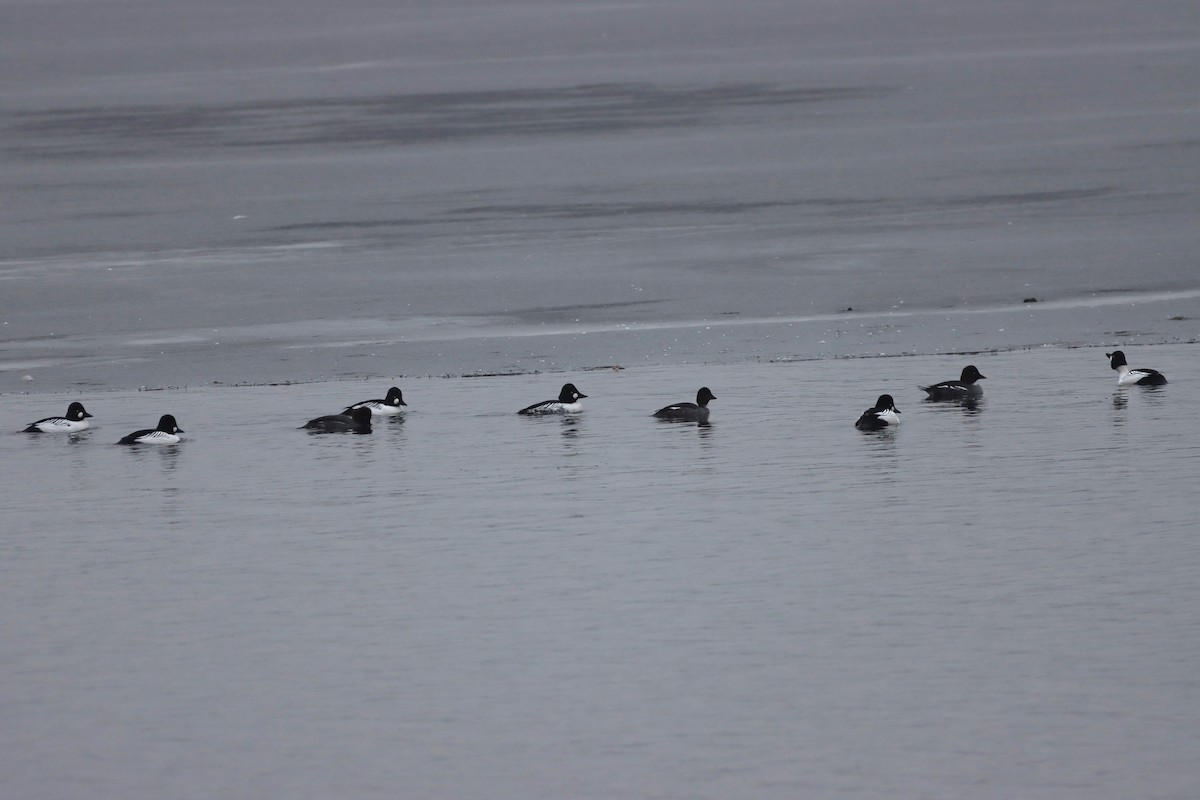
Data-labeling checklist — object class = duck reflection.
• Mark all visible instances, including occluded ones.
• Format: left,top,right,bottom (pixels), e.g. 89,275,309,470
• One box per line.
859,423,901,486
120,440,183,471
1139,384,1168,406
655,416,713,429
559,414,585,446
922,394,985,416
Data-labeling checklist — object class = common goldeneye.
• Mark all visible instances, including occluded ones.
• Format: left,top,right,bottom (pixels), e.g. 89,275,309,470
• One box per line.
855,394,901,431
23,401,93,433
118,414,183,445
344,386,407,416
653,387,716,423
920,365,986,401
1107,350,1167,386
518,383,586,415
303,406,373,433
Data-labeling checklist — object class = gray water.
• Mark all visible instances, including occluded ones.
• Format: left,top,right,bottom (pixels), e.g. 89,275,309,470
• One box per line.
3,0,1200,391
4,346,1199,799
4,0,1200,796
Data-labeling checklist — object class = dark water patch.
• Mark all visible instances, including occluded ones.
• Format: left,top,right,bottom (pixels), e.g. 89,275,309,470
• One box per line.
931,187,1118,208
5,83,895,160
264,219,426,233
442,189,1118,225
1127,137,1200,153
207,186,1124,242
446,200,791,220
280,197,892,232
499,299,667,323
481,196,910,220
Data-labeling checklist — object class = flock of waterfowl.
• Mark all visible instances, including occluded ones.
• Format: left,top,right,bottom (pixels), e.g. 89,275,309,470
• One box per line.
853,350,1167,431
847,363,987,431
18,350,1166,442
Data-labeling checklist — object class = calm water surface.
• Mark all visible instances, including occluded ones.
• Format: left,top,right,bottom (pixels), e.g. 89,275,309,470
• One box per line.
4,344,1197,799
5,0,1198,795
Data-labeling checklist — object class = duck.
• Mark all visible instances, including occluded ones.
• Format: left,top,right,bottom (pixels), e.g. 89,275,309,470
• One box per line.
855,394,901,431
518,383,586,415
920,365,986,401
117,414,183,445
23,401,93,433
1107,350,1167,386
344,386,407,416
302,406,373,433
653,387,716,423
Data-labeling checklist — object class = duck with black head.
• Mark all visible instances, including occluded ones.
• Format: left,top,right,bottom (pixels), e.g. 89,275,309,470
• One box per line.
1107,351,1167,386
653,387,717,423
920,365,986,401
855,395,901,431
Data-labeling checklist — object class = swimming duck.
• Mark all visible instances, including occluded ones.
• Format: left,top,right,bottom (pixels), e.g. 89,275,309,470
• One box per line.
344,386,407,416
23,401,93,433
653,387,716,423
1107,350,1167,386
855,394,901,431
303,406,373,433
518,383,587,415
920,365,986,401
118,414,183,445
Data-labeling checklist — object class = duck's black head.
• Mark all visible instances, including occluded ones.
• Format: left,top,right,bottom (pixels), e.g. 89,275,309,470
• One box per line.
384,387,407,406
157,414,182,434
960,365,986,383
1107,351,1128,370
875,394,899,413
559,383,587,402
67,401,93,420
696,387,717,406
